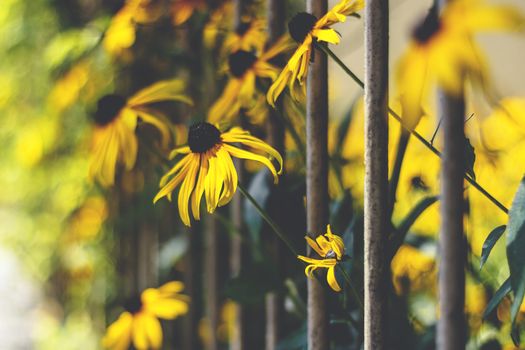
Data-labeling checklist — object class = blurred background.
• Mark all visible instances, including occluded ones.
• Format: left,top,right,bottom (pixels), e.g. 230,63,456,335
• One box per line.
1,0,525,349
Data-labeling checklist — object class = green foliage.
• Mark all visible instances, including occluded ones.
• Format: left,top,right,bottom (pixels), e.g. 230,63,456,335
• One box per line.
480,225,506,270
506,176,525,341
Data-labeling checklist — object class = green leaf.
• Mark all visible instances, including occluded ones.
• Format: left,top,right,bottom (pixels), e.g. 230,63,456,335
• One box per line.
277,322,307,350
479,225,506,269
507,176,525,333
465,137,476,179
483,277,511,319
223,261,281,305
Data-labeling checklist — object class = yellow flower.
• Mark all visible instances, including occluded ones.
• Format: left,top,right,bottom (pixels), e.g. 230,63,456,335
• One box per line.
171,0,206,26
396,0,524,128
103,0,161,57
223,18,267,54
297,225,346,292
89,79,191,187
203,2,233,48
391,245,435,295
208,35,294,124
102,281,189,350
154,123,283,226
266,0,364,106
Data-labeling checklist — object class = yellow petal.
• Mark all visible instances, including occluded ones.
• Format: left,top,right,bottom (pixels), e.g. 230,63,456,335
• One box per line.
312,29,340,44
128,79,192,107
102,312,133,350
327,266,342,292
177,153,200,226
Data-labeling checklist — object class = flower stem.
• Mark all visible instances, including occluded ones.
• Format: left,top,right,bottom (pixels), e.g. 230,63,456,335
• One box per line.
238,183,299,256
338,264,364,314
316,43,509,215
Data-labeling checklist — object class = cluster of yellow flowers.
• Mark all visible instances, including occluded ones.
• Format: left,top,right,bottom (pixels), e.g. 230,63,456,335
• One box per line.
82,0,525,347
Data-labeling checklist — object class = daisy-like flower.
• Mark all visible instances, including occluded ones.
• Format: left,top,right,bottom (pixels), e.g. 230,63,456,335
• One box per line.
208,35,293,124
170,0,206,26
89,80,191,187
396,0,524,128
103,0,160,57
154,123,283,226
266,0,364,106
102,281,189,350
297,225,346,292
223,19,267,54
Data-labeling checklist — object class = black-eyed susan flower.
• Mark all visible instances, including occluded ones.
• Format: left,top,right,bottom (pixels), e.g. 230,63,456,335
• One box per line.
396,0,524,128
267,0,364,106
102,281,189,350
223,19,267,54
154,123,283,226
103,0,160,57
170,0,206,26
297,225,345,292
208,36,294,124
89,79,191,187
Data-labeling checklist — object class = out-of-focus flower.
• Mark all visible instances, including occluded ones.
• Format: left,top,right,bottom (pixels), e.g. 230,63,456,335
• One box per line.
66,196,108,241
89,79,191,187
102,281,189,350
171,0,206,26
48,61,89,112
154,123,283,226
208,35,294,124
103,0,161,57
223,19,266,54
267,0,364,106
204,2,233,48
391,245,435,295
217,300,238,344
298,225,346,292
396,0,524,128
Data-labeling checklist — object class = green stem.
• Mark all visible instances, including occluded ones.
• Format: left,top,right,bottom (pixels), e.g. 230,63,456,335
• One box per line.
238,183,299,256
317,44,509,215
339,264,364,313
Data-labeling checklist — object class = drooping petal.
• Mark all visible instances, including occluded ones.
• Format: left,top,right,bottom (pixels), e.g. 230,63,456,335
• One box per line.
327,266,342,292
177,153,200,226
102,312,133,350
223,144,280,183
127,79,192,107
191,153,209,220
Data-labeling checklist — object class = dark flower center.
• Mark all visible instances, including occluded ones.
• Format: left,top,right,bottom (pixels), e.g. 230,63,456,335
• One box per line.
410,175,430,192
124,295,143,314
236,21,251,36
288,12,318,43
413,7,442,44
188,122,221,153
94,94,127,126
228,50,258,78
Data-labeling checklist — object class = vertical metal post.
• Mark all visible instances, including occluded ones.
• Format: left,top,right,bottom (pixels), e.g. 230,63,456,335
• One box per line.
436,0,467,347
306,1,329,349
364,0,389,349
265,1,285,349
231,1,246,349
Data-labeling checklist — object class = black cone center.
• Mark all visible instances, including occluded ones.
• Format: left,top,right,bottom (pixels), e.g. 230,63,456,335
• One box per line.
94,94,127,126
288,12,318,43
413,7,442,44
236,22,251,36
124,295,143,314
188,122,221,153
228,50,258,78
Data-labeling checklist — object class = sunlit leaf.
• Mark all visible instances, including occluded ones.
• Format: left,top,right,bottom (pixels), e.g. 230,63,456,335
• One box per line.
479,225,506,269
506,176,525,332
483,277,510,319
